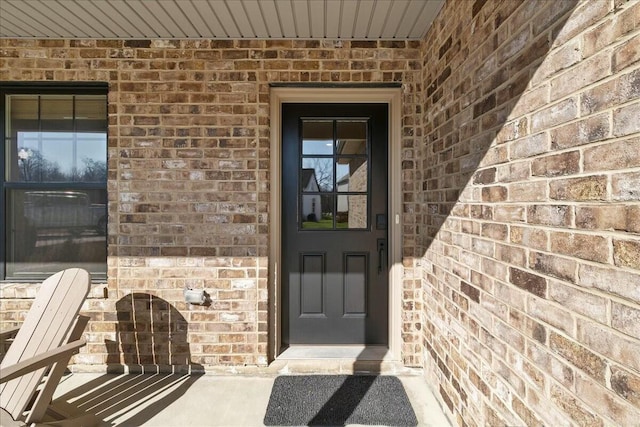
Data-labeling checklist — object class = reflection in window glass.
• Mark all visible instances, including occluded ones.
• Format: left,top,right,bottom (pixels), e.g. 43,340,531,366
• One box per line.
336,120,367,156
3,89,108,280
302,120,333,155
302,158,333,192
337,139,367,155
302,195,333,229
76,96,108,120
303,139,333,156
41,96,73,131
337,195,367,229
9,96,38,126
76,96,108,132
6,93,108,183
299,118,370,230
336,158,367,192
337,120,366,141
6,189,108,278
336,163,350,191
15,132,107,182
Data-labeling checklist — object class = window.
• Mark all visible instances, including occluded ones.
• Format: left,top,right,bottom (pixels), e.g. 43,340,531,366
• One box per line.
300,119,370,230
1,83,108,280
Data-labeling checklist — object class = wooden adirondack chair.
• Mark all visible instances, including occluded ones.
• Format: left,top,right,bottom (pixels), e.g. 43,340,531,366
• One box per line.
0,268,97,426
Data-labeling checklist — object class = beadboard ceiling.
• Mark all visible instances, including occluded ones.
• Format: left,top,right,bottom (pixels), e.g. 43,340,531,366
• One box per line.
0,0,444,40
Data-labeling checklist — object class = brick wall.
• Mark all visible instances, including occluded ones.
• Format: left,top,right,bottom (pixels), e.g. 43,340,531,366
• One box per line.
420,0,640,425
1,0,638,423
0,39,423,369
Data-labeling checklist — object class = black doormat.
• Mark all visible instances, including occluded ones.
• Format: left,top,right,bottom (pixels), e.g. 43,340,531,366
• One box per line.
263,375,418,426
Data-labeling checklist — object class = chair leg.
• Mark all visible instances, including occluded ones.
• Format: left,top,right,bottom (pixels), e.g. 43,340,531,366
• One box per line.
25,316,90,425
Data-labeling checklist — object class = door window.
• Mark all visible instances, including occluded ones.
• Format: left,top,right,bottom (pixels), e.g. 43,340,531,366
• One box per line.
300,119,369,230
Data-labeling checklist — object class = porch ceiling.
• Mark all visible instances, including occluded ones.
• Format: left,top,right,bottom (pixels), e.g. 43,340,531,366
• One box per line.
0,0,444,40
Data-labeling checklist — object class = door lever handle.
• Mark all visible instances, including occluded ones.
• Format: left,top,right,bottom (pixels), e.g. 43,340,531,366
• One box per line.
377,239,386,274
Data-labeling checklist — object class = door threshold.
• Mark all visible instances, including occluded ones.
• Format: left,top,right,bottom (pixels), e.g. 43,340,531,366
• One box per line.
271,345,412,375
278,345,392,361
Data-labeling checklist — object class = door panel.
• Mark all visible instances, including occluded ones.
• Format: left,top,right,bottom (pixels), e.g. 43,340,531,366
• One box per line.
300,253,325,316
282,103,388,345
344,253,368,315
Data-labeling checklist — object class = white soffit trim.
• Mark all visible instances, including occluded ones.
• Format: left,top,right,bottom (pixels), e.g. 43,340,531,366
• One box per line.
0,0,444,40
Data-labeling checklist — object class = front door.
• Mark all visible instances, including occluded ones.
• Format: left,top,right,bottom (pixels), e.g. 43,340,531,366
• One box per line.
282,103,388,346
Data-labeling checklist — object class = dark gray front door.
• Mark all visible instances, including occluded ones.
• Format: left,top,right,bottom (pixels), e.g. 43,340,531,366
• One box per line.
282,103,388,345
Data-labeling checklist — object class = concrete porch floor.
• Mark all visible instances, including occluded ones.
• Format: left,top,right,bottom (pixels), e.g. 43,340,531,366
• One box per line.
49,372,452,426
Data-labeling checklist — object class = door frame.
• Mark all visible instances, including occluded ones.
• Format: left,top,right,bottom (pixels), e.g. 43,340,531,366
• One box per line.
269,86,403,361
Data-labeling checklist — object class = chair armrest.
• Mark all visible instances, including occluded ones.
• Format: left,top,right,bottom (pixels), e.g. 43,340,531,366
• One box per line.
0,327,20,341
0,338,86,384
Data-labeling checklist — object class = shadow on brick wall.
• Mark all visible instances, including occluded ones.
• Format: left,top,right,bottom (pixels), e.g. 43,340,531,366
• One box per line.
418,0,587,423
105,293,203,374
420,0,580,251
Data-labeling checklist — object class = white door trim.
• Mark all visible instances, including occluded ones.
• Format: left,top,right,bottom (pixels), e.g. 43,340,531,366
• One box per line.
269,87,403,362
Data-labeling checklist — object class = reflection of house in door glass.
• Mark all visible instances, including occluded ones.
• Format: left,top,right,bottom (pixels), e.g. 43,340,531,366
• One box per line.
300,119,369,230
301,169,322,222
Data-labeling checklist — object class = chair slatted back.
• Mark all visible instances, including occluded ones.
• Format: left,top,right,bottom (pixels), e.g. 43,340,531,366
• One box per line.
0,268,90,421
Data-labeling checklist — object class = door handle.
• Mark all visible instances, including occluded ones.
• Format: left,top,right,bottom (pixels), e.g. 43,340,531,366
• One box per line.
377,239,386,274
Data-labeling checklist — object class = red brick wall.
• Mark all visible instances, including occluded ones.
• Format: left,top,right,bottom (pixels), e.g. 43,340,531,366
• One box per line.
420,0,640,425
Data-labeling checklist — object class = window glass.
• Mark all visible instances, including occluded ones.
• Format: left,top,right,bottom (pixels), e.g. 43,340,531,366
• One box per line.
9,95,38,126
336,120,366,142
40,96,73,131
2,89,108,280
299,118,369,230
76,95,108,132
336,195,368,229
15,132,107,182
6,94,107,183
302,120,333,155
301,194,333,229
336,158,368,192
6,189,108,278
301,158,333,193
